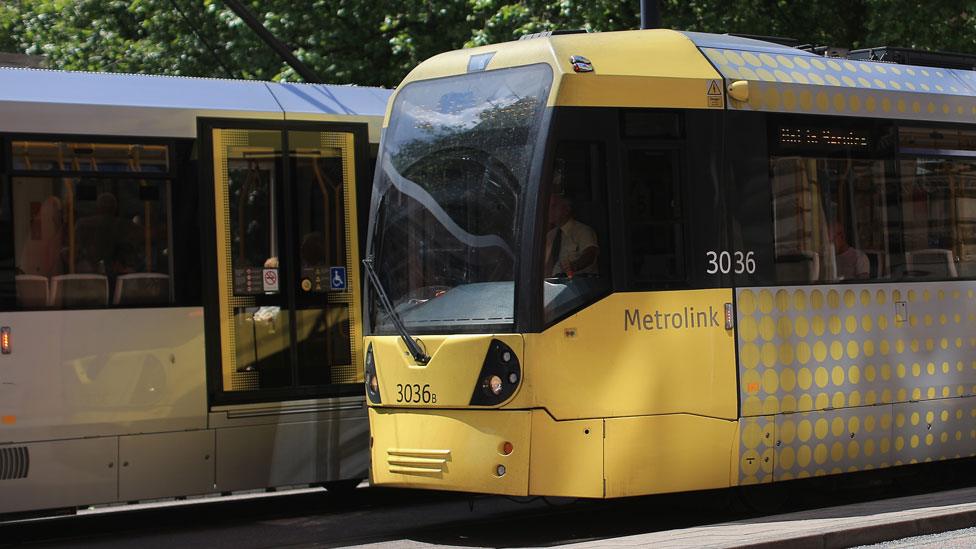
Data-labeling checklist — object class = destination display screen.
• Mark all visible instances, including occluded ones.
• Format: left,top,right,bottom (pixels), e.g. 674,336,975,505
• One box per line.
777,126,871,150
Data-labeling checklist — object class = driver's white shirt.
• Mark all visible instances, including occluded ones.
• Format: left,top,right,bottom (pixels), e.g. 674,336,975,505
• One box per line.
545,218,598,276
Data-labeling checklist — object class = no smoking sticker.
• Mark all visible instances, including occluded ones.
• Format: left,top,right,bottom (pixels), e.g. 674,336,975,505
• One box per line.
263,268,279,293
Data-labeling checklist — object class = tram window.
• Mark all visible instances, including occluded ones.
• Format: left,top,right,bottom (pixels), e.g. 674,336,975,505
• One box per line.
216,130,292,390
375,148,520,325
769,156,889,283
12,141,169,173
763,119,894,284
543,142,610,324
293,151,346,275
6,140,174,309
894,127,976,279
0,178,13,308
227,149,279,297
291,130,357,387
896,166,976,278
758,122,976,284
624,149,684,286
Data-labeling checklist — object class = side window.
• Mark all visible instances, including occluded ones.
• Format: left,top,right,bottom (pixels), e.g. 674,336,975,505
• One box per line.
735,117,976,286
623,148,683,286
542,141,610,324
8,141,174,309
0,173,12,308
768,124,891,284
770,156,889,283
897,127,976,279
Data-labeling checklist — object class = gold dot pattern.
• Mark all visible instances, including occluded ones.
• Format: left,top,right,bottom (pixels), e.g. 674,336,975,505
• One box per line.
701,46,976,123
738,416,776,485
735,281,976,484
738,283,976,416
892,400,976,464
768,408,893,482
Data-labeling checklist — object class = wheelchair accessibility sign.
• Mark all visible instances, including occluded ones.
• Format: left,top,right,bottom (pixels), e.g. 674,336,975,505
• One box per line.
329,266,347,291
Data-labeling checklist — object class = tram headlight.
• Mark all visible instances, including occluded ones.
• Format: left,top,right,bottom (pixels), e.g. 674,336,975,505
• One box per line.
488,375,504,395
364,344,381,404
469,339,521,406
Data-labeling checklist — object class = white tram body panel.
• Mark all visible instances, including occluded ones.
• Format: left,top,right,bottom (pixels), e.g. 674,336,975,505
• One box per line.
0,68,389,514
1,307,206,441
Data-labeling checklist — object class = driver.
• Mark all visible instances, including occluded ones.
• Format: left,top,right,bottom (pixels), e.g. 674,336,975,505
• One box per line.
544,193,598,277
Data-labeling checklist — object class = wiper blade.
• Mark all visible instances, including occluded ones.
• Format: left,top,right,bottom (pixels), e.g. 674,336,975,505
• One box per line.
362,255,430,364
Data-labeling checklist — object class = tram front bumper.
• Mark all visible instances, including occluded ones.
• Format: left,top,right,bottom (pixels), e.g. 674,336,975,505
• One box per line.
368,407,531,496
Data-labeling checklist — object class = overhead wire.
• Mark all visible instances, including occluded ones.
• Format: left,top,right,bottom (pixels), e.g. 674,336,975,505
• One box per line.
165,0,242,79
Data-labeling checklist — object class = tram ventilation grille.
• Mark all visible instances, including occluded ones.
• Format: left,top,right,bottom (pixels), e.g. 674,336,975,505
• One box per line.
387,448,451,475
0,446,29,480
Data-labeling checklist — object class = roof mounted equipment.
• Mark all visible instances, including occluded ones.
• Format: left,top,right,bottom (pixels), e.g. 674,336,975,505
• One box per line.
847,47,976,71
519,29,588,41
725,33,800,48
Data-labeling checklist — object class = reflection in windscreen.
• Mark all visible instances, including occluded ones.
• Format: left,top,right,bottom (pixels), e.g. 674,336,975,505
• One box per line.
369,64,552,332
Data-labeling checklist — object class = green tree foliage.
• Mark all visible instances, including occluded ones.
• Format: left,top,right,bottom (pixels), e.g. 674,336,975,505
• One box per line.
1,1,976,87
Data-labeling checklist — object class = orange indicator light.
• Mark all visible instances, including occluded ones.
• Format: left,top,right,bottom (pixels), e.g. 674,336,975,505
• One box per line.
501,442,514,456
1,327,9,354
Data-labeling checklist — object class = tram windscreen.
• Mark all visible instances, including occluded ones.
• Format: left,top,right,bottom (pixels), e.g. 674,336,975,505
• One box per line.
369,63,552,332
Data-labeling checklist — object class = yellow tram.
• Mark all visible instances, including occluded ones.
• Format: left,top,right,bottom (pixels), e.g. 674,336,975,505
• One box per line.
363,29,976,497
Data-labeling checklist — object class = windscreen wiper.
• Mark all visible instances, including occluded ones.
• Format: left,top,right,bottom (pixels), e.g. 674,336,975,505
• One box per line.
362,255,430,364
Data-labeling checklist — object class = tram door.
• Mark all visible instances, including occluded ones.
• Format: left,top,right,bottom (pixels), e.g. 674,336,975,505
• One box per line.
209,125,364,400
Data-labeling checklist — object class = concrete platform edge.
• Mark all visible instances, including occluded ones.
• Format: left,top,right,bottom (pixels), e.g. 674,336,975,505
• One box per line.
741,508,976,549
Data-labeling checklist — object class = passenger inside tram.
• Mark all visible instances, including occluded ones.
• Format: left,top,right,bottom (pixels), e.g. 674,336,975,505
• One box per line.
75,192,139,277
830,220,869,280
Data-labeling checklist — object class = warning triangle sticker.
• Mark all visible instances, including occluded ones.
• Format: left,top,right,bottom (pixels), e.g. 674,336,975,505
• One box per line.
706,80,722,96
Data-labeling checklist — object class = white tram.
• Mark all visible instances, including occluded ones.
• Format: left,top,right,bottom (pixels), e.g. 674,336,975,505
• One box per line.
0,68,389,515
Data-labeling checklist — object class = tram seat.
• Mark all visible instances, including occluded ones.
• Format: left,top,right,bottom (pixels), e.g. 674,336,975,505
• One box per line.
774,251,820,283
49,274,109,308
113,273,170,306
864,250,889,278
906,249,957,279
15,274,49,308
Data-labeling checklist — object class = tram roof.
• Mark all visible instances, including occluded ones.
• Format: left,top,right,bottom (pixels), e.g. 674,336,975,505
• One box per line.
0,68,391,140
396,29,976,124
691,31,976,123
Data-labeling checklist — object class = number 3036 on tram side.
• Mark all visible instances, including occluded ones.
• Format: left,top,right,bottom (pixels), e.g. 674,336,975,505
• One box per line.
364,29,976,497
